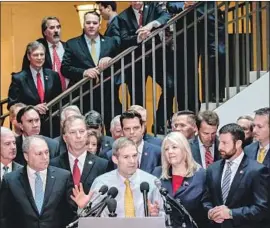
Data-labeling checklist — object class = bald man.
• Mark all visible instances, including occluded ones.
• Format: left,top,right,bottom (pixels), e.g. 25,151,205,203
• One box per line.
0,127,22,183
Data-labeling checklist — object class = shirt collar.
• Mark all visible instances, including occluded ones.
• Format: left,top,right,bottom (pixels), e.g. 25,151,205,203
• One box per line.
68,151,87,164
29,65,43,76
137,140,144,154
117,169,138,184
27,165,47,176
259,143,269,151
132,5,144,14
226,151,245,166
84,34,100,44
198,136,214,149
47,40,60,48
108,14,117,24
1,162,12,170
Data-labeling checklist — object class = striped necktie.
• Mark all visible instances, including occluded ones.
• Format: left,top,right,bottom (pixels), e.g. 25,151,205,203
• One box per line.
35,172,44,214
221,161,233,203
124,179,135,217
204,145,214,168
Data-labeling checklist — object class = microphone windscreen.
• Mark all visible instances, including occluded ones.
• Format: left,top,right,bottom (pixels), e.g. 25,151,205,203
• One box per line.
99,185,109,195
107,198,117,213
140,182,150,193
154,179,162,189
107,187,118,198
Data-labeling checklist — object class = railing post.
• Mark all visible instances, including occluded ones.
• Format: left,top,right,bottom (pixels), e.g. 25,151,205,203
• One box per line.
152,36,157,135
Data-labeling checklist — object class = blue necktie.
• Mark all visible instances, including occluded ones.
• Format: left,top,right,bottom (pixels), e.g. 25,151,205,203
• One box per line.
221,161,232,203
35,172,44,214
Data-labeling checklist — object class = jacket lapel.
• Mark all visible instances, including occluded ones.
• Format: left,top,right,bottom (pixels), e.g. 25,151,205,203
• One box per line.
99,36,106,60
60,152,71,171
193,137,203,166
214,160,225,204
140,142,149,170
174,176,193,197
78,34,95,66
40,167,56,214
25,68,40,102
226,155,248,206
142,4,150,26
128,6,140,29
80,153,95,183
19,167,39,215
43,68,50,101
161,178,173,197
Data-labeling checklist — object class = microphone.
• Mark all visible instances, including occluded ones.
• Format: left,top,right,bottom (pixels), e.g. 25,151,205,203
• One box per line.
140,182,150,217
94,187,118,217
107,198,117,217
80,185,108,217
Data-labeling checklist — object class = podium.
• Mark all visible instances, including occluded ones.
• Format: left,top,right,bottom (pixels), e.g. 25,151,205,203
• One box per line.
78,217,166,228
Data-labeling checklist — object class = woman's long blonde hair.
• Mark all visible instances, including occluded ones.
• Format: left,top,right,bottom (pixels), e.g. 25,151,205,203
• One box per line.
160,132,200,179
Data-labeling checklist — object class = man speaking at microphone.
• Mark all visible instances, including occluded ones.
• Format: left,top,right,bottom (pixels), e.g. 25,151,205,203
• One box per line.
71,137,163,217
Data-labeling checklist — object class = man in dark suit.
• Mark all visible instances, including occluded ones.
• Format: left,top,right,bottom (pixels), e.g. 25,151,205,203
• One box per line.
85,110,114,157
245,107,270,172
106,110,161,174
189,110,221,168
21,16,68,91
8,41,62,137
110,115,123,140
128,105,162,146
0,135,76,228
61,10,119,122
118,2,174,134
0,127,23,188
50,115,108,193
54,105,82,155
15,106,59,166
202,123,269,228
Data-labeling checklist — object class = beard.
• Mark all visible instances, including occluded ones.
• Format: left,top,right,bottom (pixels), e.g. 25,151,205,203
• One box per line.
220,147,237,160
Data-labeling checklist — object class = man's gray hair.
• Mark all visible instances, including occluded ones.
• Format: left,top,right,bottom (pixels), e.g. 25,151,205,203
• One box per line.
60,105,81,122
26,41,46,56
112,137,137,156
22,135,46,153
0,127,14,138
110,115,121,129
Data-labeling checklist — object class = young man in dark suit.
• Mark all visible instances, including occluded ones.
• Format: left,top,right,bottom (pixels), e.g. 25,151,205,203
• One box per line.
118,2,174,134
0,135,76,228
202,123,269,228
106,110,161,174
50,115,108,194
15,106,59,166
22,16,68,91
189,110,221,169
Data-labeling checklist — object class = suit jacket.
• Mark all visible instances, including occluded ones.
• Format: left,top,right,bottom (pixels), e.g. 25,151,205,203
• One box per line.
0,166,76,228
0,162,23,189
21,38,66,70
106,141,161,174
7,67,62,109
152,166,208,228
202,155,269,228
50,152,108,193
189,136,221,167
61,34,119,87
244,141,270,171
15,135,59,166
104,16,121,47
118,2,170,49
54,135,67,155
144,133,162,147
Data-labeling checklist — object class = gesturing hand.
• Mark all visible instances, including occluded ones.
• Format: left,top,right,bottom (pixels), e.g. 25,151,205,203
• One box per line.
70,183,94,209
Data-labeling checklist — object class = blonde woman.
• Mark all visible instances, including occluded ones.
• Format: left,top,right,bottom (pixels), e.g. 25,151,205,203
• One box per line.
152,132,208,228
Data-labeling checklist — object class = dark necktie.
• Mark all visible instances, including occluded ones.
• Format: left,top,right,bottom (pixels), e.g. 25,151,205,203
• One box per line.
72,158,81,186
138,10,143,28
3,166,9,176
36,72,44,103
52,44,66,91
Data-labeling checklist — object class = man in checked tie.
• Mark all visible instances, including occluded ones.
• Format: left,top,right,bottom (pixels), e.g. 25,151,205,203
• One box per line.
0,135,76,228
202,123,269,228
71,137,163,217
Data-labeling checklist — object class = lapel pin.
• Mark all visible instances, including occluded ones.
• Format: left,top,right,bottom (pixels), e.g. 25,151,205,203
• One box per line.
145,5,148,8
51,176,55,179
105,143,109,147
88,161,93,165
144,152,148,156
101,39,104,42
183,181,189,186
45,75,49,80
239,170,244,174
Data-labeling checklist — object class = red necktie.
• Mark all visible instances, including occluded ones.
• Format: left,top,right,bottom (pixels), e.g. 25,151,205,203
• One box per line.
72,158,81,186
138,10,143,28
204,146,214,168
36,72,44,103
52,45,66,91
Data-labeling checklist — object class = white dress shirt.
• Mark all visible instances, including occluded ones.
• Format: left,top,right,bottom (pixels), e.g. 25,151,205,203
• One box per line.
27,166,47,199
47,41,69,87
137,140,144,167
0,162,12,180
257,143,269,160
29,65,45,90
198,137,215,169
221,152,245,189
68,151,87,174
90,169,164,217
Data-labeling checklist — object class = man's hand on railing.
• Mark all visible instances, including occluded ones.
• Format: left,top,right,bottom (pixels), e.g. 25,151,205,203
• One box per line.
35,103,48,115
98,57,112,72
83,67,100,83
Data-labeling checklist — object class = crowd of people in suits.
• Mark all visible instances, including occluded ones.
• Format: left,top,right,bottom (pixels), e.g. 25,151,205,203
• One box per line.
2,1,269,228
7,1,226,136
1,103,269,228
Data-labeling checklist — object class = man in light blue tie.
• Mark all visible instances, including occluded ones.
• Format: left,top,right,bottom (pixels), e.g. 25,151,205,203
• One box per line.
0,135,76,228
